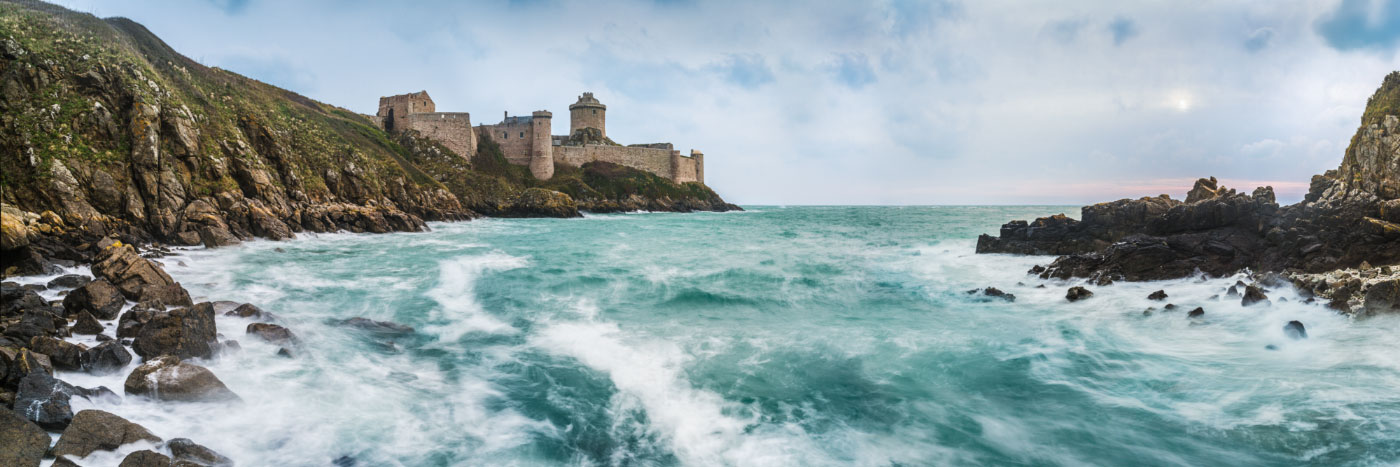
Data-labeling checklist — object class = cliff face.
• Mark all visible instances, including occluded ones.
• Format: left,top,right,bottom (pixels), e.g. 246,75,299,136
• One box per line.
0,0,736,276
977,71,1400,286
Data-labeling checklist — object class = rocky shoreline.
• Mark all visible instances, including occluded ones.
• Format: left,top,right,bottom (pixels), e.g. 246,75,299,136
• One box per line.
976,72,1400,318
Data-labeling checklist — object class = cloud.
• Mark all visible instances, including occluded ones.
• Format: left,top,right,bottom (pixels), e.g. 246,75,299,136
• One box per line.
204,0,250,15
1314,0,1400,53
1107,16,1138,46
1244,27,1274,53
714,54,775,89
1042,17,1088,44
830,53,877,89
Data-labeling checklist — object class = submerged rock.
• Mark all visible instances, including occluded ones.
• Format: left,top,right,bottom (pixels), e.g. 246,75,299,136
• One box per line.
167,437,234,466
0,409,49,466
1284,320,1307,339
1066,286,1094,302
123,356,239,402
246,323,299,346
1241,285,1270,307
120,450,171,467
337,317,415,336
225,303,268,319
1187,307,1205,319
51,409,161,459
1147,290,1168,301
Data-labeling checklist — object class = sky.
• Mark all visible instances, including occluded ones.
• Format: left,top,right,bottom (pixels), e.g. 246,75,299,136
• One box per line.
51,0,1400,205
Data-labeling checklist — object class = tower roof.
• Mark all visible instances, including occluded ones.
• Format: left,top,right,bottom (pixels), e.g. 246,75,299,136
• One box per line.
569,92,606,110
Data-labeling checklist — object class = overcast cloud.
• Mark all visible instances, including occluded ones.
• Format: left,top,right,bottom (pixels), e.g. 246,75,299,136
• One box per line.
52,0,1400,205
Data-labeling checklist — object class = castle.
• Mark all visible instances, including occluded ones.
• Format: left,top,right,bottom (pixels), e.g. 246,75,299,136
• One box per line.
372,91,704,184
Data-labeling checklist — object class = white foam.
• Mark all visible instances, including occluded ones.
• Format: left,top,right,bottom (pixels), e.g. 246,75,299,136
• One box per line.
423,252,527,341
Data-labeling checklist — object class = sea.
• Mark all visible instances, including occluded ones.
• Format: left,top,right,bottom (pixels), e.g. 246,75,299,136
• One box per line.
19,206,1400,466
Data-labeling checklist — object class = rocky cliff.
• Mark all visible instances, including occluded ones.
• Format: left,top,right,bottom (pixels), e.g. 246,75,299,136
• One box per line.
0,0,736,277
977,71,1400,301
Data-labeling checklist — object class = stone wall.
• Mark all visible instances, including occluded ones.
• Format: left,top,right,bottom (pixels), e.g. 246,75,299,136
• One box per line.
404,112,476,159
478,116,538,165
555,144,704,183
529,111,554,180
377,91,434,133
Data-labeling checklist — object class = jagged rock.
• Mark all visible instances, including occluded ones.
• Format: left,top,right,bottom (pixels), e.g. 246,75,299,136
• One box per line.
1147,290,1168,301
1187,307,1205,318
1,285,47,317
179,199,240,248
72,311,105,335
82,341,132,375
62,279,126,320
91,245,177,301
1284,321,1307,339
246,322,298,346
0,409,48,467
46,274,91,289
167,438,234,466
981,287,1016,302
0,210,29,251
1241,285,1270,307
131,302,218,360
1065,286,1093,302
120,450,172,467
336,317,415,336
51,409,161,459
12,371,76,430
1185,177,1226,203
117,309,155,338
1362,278,1400,317
498,188,582,218
3,309,64,343
137,283,193,308
2,348,52,388
123,356,239,402
28,336,86,371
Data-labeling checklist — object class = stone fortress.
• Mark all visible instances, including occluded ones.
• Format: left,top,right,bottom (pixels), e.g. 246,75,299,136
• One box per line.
372,91,704,184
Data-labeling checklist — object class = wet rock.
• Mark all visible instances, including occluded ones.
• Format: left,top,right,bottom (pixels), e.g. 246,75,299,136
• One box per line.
1284,320,1307,339
982,287,1016,302
225,303,267,319
72,311,105,335
28,336,86,371
1066,286,1094,302
1147,290,1168,301
1241,285,1270,307
82,341,133,375
117,309,155,339
12,371,76,430
51,409,161,459
91,245,177,301
210,301,241,314
1226,286,1240,298
123,356,239,402
46,274,92,289
1362,278,1400,317
167,437,234,466
1265,344,1279,350
2,286,47,317
120,450,172,467
131,302,219,360
137,283,193,309
337,317,415,336
0,409,48,467
2,348,53,388
62,279,125,320
246,323,298,346
4,308,65,342
1187,307,1205,319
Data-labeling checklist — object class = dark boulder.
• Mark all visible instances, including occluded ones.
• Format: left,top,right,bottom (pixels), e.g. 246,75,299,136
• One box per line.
51,409,162,459
119,450,171,467
1187,307,1205,318
167,438,234,466
131,302,219,360
12,371,76,430
136,283,194,309
62,279,126,320
3,309,62,344
124,356,239,403
81,341,132,375
1284,320,1307,339
71,311,104,335
1,284,46,317
226,303,268,319
117,309,155,338
1362,278,1400,317
28,336,86,371
0,409,48,467
1066,286,1094,302
246,323,299,346
2,348,53,388
337,317,415,336
45,274,92,290
1241,285,1270,307
982,287,1016,302
1147,290,1167,301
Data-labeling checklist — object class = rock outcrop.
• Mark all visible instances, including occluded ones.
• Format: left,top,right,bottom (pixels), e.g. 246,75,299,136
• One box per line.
978,72,1400,285
51,409,161,459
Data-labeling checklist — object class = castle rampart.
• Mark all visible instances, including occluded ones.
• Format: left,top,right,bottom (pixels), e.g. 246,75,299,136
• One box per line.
374,91,704,184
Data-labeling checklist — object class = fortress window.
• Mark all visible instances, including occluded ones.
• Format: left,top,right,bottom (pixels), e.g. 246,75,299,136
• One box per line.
520,132,525,138
502,132,507,139
592,109,597,114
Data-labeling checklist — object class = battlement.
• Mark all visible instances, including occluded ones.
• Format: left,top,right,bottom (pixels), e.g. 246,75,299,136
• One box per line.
375,90,704,184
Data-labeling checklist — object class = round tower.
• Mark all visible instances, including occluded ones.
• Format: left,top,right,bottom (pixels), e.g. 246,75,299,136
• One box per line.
568,92,606,138
529,110,554,180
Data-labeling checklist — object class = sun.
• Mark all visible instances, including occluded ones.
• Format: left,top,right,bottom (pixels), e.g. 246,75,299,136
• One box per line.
1176,98,1191,111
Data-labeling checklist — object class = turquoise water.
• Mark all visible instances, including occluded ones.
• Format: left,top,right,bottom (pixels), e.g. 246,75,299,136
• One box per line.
52,207,1400,466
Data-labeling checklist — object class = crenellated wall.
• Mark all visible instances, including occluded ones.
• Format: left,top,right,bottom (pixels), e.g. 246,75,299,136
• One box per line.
555,144,704,183
377,91,434,133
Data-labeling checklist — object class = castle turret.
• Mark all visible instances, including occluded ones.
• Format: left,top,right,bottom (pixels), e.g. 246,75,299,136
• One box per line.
569,92,606,138
377,91,434,133
691,150,704,184
530,111,554,180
